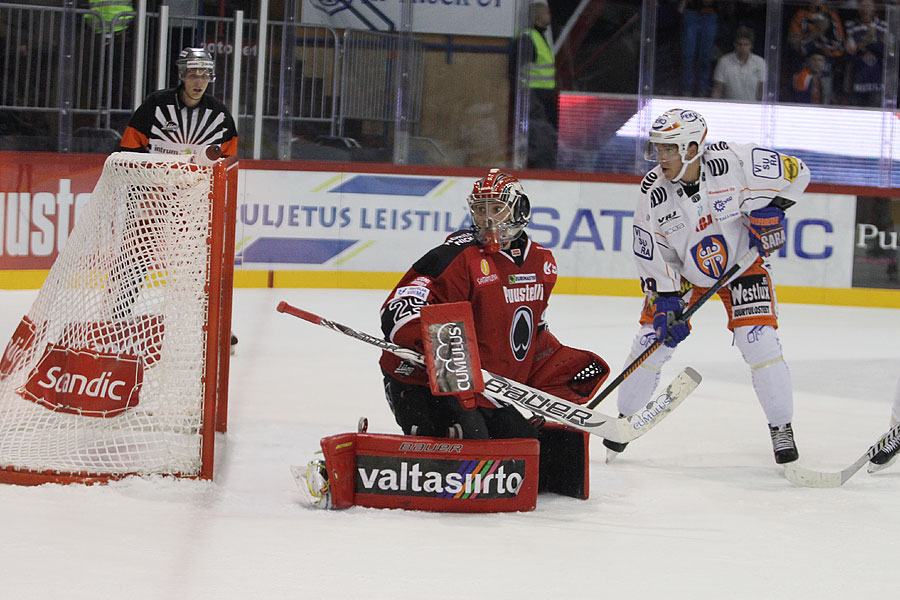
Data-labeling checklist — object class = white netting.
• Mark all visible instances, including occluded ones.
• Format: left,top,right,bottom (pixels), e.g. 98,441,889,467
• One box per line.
0,153,221,478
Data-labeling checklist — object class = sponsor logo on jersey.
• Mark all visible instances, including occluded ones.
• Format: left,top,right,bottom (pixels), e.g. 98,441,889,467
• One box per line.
730,273,774,319
691,235,728,278
480,259,490,276
20,345,142,417
410,276,432,287
476,273,499,286
542,261,557,276
428,321,475,393
394,285,430,302
510,306,533,361
751,148,783,179
690,193,701,203
709,187,735,195
657,211,678,225
511,248,521,257
781,155,800,182
508,273,537,285
633,225,653,260
503,284,545,304
355,455,525,498
162,121,178,132
663,222,685,235
695,214,713,233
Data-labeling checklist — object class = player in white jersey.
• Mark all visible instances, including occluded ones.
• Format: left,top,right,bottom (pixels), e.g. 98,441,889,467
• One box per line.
868,374,900,472
605,108,811,464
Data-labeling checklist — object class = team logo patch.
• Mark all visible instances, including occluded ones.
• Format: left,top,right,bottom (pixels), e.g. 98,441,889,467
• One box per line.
691,235,728,278
509,306,534,361
633,225,653,260
480,259,490,276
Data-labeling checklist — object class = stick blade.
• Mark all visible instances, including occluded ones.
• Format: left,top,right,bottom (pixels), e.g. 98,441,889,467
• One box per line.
783,464,844,488
618,367,702,442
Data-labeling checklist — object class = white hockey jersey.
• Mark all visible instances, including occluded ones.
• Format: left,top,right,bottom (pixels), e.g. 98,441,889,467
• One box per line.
632,141,810,294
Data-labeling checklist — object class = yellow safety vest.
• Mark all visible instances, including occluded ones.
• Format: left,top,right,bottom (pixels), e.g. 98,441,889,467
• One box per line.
528,29,556,89
85,0,134,34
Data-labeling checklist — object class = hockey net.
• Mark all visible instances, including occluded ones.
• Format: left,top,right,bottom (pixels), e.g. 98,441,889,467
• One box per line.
0,152,237,484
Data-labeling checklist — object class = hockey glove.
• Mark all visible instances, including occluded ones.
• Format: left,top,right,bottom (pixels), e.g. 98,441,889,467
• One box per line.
748,206,786,256
653,294,689,348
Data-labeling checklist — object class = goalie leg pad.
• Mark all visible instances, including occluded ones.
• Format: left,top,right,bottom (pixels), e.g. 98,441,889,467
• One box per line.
309,433,540,512
537,422,590,499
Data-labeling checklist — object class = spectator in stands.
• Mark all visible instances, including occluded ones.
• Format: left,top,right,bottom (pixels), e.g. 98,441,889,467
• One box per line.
793,52,831,104
843,0,887,108
520,0,558,169
679,0,719,97
711,26,765,101
787,0,845,102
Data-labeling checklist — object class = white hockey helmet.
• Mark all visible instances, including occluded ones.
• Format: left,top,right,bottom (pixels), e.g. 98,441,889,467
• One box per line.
644,108,707,163
467,169,531,251
176,47,216,81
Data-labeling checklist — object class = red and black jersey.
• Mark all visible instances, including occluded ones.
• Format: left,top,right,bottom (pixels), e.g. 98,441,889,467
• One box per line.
119,84,238,157
379,230,558,406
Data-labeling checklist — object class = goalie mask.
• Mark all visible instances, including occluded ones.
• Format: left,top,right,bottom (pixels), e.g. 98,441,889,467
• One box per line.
644,108,707,182
176,47,216,81
467,169,531,253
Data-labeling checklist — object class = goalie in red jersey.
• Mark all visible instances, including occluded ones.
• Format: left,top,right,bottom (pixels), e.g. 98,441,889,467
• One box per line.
379,169,610,449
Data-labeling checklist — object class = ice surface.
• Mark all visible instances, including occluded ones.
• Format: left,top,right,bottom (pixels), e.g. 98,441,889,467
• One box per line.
0,288,898,599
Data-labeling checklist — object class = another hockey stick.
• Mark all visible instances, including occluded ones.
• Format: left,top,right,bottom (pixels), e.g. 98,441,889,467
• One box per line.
587,247,759,409
783,422,900,488
276,301,701,443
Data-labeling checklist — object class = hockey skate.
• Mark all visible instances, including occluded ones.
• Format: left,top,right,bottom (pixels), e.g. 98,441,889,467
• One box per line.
867,432,900,473
769,423,798,464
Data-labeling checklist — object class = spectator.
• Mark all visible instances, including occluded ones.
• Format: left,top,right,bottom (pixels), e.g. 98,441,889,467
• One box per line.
711,26,766,101
519,0,558,169
843,0,887,107
793,52,831,104
679,0,719,97
787,1,845,101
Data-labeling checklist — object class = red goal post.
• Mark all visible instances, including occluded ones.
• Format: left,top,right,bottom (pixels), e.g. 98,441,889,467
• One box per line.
0,152,238,484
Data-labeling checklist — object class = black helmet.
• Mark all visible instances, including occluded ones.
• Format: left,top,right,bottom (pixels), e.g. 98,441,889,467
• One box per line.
176,48,215,81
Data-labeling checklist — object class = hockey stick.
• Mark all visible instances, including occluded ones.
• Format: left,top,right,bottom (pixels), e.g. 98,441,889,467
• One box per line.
783,422,900,488
276,301,701,443
587,247,759,409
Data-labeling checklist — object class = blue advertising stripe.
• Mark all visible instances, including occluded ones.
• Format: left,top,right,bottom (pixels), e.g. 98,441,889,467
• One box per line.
330,175,443,196
241,238,357,265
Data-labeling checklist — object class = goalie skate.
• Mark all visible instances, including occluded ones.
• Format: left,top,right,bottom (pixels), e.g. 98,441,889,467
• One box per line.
291,461,332,509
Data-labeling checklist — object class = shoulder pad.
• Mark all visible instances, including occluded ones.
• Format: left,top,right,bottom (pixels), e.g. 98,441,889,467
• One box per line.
412,231,474,278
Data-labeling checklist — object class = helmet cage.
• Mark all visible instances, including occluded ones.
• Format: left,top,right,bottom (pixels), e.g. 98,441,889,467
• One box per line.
177,48,216,82
644,108,707,163
467,169,531,246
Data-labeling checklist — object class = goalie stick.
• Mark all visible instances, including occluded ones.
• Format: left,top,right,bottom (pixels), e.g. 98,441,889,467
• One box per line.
276,301,701,443
783,422,900,488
